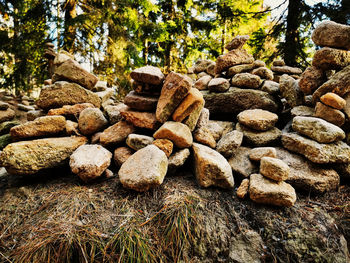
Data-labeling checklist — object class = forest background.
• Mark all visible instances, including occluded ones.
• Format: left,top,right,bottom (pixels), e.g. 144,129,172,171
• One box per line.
0,0,349,95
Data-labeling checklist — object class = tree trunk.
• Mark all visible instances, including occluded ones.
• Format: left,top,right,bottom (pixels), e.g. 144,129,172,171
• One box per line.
63,0,77,53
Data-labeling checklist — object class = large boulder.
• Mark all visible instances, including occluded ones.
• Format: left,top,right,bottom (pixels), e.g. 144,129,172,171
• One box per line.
130,66,164,85
153,121,193,148
0,136,87,175
312,47,350,70
215,49,254,74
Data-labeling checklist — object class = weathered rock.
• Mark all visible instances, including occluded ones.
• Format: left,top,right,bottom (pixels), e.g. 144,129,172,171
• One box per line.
252,67,274,80
249,173,296,207
194,75,212,90
236,179,250,199
282,132,350,164
152,139,173,157
182,101,204,131
65,120,80,136
126,134,154,151
27,110,45,121
279,75,304,107
0,101,9,110
312,47,350,70
206,63,216,76
119,145,168,192
124,91,158,111
172,88,204,122
249,147,277,161
70,145,112,182
253,60,266,68
292,116,345,143
290,106,315,117
0,121,20,135
52,59,98,90
99,121,135,147
0,108,15,123
131,79,162,94
114,147,133,167
314,102,345,127
0,136,87,175
130,66,164,85
236,123,281,146
320,92,346,110
272,59,285,66
193,127,216,148
216,130,243,157
104,103,128,125
92,80,107,92
10,116,66,140
271,66,302,75
192,143,234,189
260,157,290,182
276,147,340,193
225,35,249,50
48,103,95,117
198,72,209,78
95,88,114,104
153,121,193,148
36,81,100,109
168,148,190,174
121,109,159,130
207,120,234,141
195,108,210,130
228,147,258,178
0,134,12,150
53,50,74,66
299,66,326,95
237,109,278,131
231,73,262,89
215,49,254,74
192,59,216,74
202,88,279,116
17,104,35,112
77,108,107,135
226,63,255,77
208,78,230,92
312,20,350,50
156,72,192,123
261,80,279,95
344,93,350,118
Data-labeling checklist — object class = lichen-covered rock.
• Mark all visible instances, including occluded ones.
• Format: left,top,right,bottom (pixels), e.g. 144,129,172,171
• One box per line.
123,91,158,111
153,121,193,148
192,143,234,189
231,73,262,89
320,92,346,110
78,108,108,135
314,102,345,127
119,145,168,192
215,49,254,74
236,123,281,147
249,147,277,161
299,66,326,95
126,134,154,151
237,109,278,131
130,66,164,85
0,134,12,150
100,121,135,147
152,139,173,157
279,75,304,107
260,157,290,182
208,78,230,92
0,108,15,123
216,130,243,157
312,47,350,70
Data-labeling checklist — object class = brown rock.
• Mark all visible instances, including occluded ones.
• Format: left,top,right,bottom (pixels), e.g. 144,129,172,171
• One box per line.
194,75,212,90
114,147,133,166
121,109,160,130
193,127,216,148
228,147,258,178
65,120,80,136
195,108,210,130
237,109,278,131
279,75,304,107
236,123,281,147
48,103,95,117
312,47,350,70
153,121,193,148
320,92,346,110
99,121,135,147
271,66,302,75
314,102,345,127
249,147,277,161
344,93,350,118
172,88,204,122
0,108,15,123
225,35,249,50
123,91,158,111
152,139,173,157
182,101,204,131
27,110,45,121
208,78,230,92
0,102,9,110
236,178,250,199
231,73,262,89
251,67,274,80
131,79,162,94
226,63,255,77
104,103,128,125
216,130,243,157
192,59,215,74
78,108,108,135
260,157,290,182
215,49,254,74
299,66,326,95
130,66,164,85
272,59,285,66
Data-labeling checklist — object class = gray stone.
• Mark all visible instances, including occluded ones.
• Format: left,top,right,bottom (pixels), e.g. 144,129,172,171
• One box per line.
100,121,135,147
104,103,128,124
216,130,243,157
78,108,108,136
130,66,164,85
231,73,262,89
290,106,315,117
261,80,280,95
168,148,191,174
27,110,46,121
228,147,258,178
279,75,304,107
252,67,274,80
0,108,15,123
95,88,114,104
206,120,235,141
249,147,277,161
226,63,255,77
124,91,158,111
236,123,281,147
126,134,154,151
215,49,254,74
194,75,212,90
208,78,230,92
193,59,216,74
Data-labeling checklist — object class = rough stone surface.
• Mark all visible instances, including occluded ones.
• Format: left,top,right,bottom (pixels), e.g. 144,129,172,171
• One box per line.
123,91,158,111
249,173,296,207
168,148,190,174
226,63,255,77
192,59,216,74
207,120,234,141
65,120,80,136
126,134,154,151
281,132,350,164
192,143,234,189
0,121,20,135
271,66,302,75
195,108,210,130
236,123,281,147
0,136,87,175
193,127,217,148
52,59,98,90
194,75,212,90
312,47,350,70
208,78,230,92
290,106,315,117
314,102,345,127
252,67,274,80
260,157,290,182
228,147,258,178
182,101,204,131
10,116,66,140
237,109,278,131
153,121,193,148
216,130,243,157
152,139,173,157
156,72,192,123
292,116,345,143
27,110,46,121
119,145,168,192
261,80,279,95
0,108,15,123
100,121,135,147
236,179,250,199
299,66,326,95
249,147,277,161
215,49,254,74
36,81,101,109
130,66,164,85
0,101,9,110
225,35,249,50
231,73,262,89
320,92,346,110
131,80,162,94
78,108,108,135
172,88,204,122
53,50,74,66
70,145,112,182
48,103,95,117
344,93,350,118
95,88,114,104
120,109,159,130
114,147,133,167
104,103,128,125
0,134,12,150
279,75,304,107
273,59,285,66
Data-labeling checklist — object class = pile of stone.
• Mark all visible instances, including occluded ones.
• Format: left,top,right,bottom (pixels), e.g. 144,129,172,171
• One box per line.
270,59,303,83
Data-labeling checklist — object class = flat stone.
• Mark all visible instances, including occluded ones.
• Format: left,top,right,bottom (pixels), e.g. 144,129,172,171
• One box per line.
271,66,302,75
27,110,46,121
312,47,350,70
237,109,278,131
0,101,9,110
99,121,135,147
153,121,193,148
193,59,216,74
276,147,340,194
261,80,279,95
292,116,345,143
193,127,216,148
131,79,162,94
260,157,290,182
299,66,326,95
272,59,285,66
17,104,35,112
192,143,234,189
228,147,258,178
249,147,277,161
226,63,255,77
216,130,243,157
202,88,279,116
0,134,12,150
314,102,345,127
168,148,190,174
152,139,173,157
119,145,168,192
279,75,304,107
52,59,98,90
249,173,296,207
78,108,108,135
121,109,159,130
0,108,15,123
65,120,80,136
290,106,315,117
124,91,158,111
194,75,212,90
320,92,346,110
70,145,112,182
215,49,254,74
236,123,281,147
231,73,262,89
10,116,66,140
254,60,266,68
0,121,20,135
195,108,209,130
312,20,350,50
172,88,204,122
281,132,350,164
182,101,204,131
208,78,230,92
156,72,192,123
36,81,100,110
114,147,133,167
126,134,154,151
252,67,274,80
48,103,95,117
207,120,234,141
225,35,249,50
236,179,249,199
130,66,164,85
0,136,87,175
104,103,128,125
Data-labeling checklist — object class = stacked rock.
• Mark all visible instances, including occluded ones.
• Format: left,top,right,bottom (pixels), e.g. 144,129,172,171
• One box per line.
271,59,303,83
0,102,16,149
